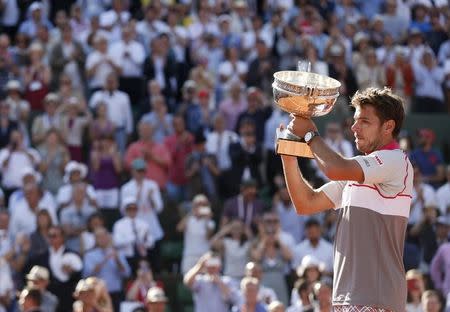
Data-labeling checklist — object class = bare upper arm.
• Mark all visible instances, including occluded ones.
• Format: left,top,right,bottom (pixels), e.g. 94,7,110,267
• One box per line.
293,189,336,216
325,158,364,183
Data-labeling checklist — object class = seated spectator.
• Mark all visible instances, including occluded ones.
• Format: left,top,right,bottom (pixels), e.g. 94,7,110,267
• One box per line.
124,121,171,190
292,219,333,275
184,253,237,312
83,227,130,312
226,120,263,195
126,260,157,303
412,49,445,113
0,101,19,150
437,166,450,216
217,47,248,102
60,183,97,253
26,265,58,312
0,129,41,199
210,220,252,281
27,225,83,312
59,96,91,162
410,129,445,188
37,128,70,195
89,72,134,155
287,279,313,312
164,115,194,202
185,132,220,200
221,179,266,231
290,255,324,307
177,194,215,274
140,96,174,144
421,290,442,312
56,161,97,211
9,167,50,212
233,277,267,312
29,210,53,259
89,134,122,228
121,159,164,271
113,197,154,273
31,93,62,147
145,287,168,312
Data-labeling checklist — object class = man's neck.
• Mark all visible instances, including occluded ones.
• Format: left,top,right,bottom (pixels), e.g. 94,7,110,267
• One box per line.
309,238,319,247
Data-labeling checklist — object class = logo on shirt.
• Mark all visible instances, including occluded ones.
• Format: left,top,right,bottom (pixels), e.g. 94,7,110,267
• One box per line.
363,159,371,167
375,155,383,165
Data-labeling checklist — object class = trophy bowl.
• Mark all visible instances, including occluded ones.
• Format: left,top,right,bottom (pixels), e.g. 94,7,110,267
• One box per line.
273,70,341,158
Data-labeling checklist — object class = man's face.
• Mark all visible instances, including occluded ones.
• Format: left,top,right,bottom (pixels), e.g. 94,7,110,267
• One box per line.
351,105,385,154
243,284,258,304
306,225,321,242
48,228,64,249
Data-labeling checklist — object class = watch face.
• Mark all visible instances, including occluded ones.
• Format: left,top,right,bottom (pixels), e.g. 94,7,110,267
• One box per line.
305,132,312,142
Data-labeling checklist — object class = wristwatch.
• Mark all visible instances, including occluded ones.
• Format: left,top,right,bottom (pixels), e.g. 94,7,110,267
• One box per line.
304,131,320,145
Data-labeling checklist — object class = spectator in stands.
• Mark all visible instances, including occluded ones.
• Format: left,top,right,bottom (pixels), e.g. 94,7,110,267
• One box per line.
113,197,154,273
56,161,97,211
60,183,96,253
410,166,438,225
18,287,42,312
210,220,252,281
124,121,171,190
72,279,100,312
31,93,61,146
89,133,122,225
140,95,174,144
355,48,386,90
184,253,236,312
89,101,116,143
406,269,425,312
4,80,30,143
28,225,83,312
380,0,409,41
0,101,19,150
37,128,69,195
18,2,53,38
244,261,278,305
292,219,333,274
221,179,266,231
26,266,58,312
312,281,332,312
247,39,277,94
121,158,164,271
80,213,105,255
233,277,267,312
218,81,247,132
437,166,450,216
83,227,130,311
412,49,445,113
287,279,313,312
29,210,53,259
164,115,194,202
126,260,156,303
89,72,134,155
410,129,445,188
145,287,168,312
421,290,442,312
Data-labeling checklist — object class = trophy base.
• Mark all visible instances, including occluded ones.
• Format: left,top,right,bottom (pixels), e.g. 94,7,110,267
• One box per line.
275,128,314,158
276,139,314,158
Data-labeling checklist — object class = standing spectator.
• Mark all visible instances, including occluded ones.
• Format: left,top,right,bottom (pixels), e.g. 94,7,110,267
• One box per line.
412,49,445,113
89,73,134,155
247,39,278,94
120,159,164,271
355,49,386,90
18,2,53,38
177,194,215,274
0,130,41,199
29,210,53,259
410,129,445,188
112,197,154,273
221,179,266,231
292,219,333,274
0,101,18,149
164,115,194,202
26,266,58,312
406,269,425,312
437,166,450,216
233,277,267,312
89,134,122,229
184,253,236,312
49,22,85,93
85,34,120,94
109,23,145,106
27,225,83,312
140,95,174,144
386,48,415,112
126,260,156,303
210,220,252,281
37,129,70,195
22,42,51,113
60,183,96,253
218,81,247,132
4,80,30,143
80,213,105,256
244,262,278,305
59,96,91,162
380,0,409,41
311,281,332,312
83,227,130,312
31,93,61,147
136,4,168,53
124,122,171,190
89,102,116,142
145,287,168,312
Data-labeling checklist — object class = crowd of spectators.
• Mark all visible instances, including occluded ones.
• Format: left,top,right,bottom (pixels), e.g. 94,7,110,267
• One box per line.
0,0,449,312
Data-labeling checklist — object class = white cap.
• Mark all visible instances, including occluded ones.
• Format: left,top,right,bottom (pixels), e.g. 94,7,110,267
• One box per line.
121,196,138,211
296,255,325,277
21,167,42,185
29,2,42,12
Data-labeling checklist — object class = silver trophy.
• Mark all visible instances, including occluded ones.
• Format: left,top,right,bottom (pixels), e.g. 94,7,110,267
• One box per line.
273,62,341,158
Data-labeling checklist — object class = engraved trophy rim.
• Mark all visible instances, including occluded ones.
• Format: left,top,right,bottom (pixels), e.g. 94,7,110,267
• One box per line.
273,71,341,97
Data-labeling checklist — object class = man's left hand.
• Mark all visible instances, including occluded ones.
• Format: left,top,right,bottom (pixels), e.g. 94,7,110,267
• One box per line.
287,115,318,138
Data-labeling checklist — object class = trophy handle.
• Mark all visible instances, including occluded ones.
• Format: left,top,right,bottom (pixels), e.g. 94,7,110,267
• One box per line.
275,128,314,158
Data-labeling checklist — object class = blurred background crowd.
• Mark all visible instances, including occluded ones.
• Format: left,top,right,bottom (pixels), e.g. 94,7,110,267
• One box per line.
0,0,449,311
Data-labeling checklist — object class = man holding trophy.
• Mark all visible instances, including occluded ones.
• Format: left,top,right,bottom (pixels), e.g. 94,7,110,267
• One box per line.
274,67,413,311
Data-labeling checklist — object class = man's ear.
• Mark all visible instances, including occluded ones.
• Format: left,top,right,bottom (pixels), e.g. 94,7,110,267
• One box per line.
384,120,395,135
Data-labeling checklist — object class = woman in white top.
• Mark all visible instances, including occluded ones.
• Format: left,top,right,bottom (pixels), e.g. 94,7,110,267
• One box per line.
210,219,252,281
176,194,215,274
